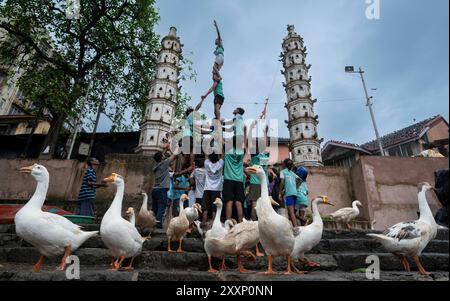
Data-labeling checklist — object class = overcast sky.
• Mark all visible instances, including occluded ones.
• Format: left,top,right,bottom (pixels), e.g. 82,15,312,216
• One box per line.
98,0,449,145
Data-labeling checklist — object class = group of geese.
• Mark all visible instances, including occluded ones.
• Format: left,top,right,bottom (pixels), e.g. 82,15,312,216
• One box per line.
14,163,438,275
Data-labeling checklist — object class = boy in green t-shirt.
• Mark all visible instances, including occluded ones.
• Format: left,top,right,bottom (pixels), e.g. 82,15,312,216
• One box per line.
223,135,247,223
295,167,309,226
280,158,298,227
202,20,225,121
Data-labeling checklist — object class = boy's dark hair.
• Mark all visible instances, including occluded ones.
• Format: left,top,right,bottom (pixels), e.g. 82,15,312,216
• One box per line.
195,158,205,168
283,158,294,170
236,107,245,115
154,151,163,163
87,157,98,167
208,152,220,163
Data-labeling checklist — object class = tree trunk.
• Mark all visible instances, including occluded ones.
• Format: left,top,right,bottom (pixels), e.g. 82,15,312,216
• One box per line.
39,112,65,159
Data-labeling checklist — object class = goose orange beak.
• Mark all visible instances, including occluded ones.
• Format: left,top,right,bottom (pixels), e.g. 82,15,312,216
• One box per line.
246,166,258,174
104,173,116,182
269,197,280,207
321,195,334,206
20,165,34,173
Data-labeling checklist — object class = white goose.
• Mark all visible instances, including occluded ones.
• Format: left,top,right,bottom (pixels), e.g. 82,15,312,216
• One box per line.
291,196,334,269
126,207,136,226
247,165,296,275
166,194,190,252
367,182,438,275
15,164,98,272
208,198,230,238
136,192,156,238
100,173,143,271
185,203,203,224
205,218,260,273
329,200,362,230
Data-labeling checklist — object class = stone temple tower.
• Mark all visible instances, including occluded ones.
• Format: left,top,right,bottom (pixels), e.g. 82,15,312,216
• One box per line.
281,25,323,167
136,27,182,155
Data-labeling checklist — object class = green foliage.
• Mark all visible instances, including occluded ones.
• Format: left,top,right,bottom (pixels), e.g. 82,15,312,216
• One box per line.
175,52,197,120
0,0,161,132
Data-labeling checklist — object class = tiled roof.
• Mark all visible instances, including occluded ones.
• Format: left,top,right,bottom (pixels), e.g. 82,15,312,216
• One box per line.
361,116,442,151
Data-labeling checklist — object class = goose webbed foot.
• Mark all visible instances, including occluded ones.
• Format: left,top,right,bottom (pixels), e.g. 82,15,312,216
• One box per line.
32,255,45,273
393,252,410,272
176,239,184,253
56,246,71,271
207,256,218,273
259,255,277,275
413,255,430,276
255,245,264,257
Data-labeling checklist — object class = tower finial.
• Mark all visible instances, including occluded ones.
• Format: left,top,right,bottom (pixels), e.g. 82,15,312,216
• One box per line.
169,26,177,37
287,24,295,33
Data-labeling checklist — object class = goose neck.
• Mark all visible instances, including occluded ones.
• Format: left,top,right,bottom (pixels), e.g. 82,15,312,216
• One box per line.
25,179,49,210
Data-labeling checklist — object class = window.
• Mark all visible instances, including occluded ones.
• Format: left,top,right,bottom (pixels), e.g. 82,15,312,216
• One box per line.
308,148,312,153
16,90,25,102
9,105,25,116
25,123,34,134
401,142,414,157
305,125,309,130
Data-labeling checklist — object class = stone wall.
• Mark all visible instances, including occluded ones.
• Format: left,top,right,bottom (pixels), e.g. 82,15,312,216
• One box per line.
0,154,155,217
351,156,448,230
307,166,353,217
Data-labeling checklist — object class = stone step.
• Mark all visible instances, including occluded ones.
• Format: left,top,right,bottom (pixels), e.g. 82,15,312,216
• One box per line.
0,264,449,287
1,224,448,241
0,263,448,281
1,247,448,272
2,234,448,255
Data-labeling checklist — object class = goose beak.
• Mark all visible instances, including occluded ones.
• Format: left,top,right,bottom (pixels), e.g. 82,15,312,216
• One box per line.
213,198,221,205
20,165,34,173
321,195,334,206
270,197,280,207
246,166,258,174
181,194,189,201
126,208,133,214
104,174,116,182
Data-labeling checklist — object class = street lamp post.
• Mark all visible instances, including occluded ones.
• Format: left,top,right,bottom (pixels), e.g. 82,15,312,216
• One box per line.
345,66,385,156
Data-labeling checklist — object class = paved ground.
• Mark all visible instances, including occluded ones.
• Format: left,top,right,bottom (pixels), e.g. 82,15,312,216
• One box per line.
0,263,448,281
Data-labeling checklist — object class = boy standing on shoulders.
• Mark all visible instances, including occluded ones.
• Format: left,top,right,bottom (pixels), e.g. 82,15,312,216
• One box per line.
279,158,299,227
202,21,225,121
296,167,309,226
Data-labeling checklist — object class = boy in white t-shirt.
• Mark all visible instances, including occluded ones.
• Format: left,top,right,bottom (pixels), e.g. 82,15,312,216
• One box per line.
201,152,224,222
190,158,206,205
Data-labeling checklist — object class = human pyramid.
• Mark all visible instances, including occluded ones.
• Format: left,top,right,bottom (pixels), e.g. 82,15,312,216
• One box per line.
13,22,438,277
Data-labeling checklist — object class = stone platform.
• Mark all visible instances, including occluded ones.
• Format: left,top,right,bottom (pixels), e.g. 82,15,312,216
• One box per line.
0,225,448,281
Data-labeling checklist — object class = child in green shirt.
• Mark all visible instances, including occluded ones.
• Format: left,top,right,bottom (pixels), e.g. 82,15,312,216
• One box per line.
280,158,298,227
295,167,309,226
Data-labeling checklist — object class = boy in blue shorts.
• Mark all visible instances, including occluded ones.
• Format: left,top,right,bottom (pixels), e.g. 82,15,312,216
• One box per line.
280,158,298,227
296,167,309,226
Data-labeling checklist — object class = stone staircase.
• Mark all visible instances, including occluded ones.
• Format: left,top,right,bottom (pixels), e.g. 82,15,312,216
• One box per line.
0,224,448,281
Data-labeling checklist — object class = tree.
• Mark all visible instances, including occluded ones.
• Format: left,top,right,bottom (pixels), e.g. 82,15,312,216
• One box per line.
0,0,160,158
